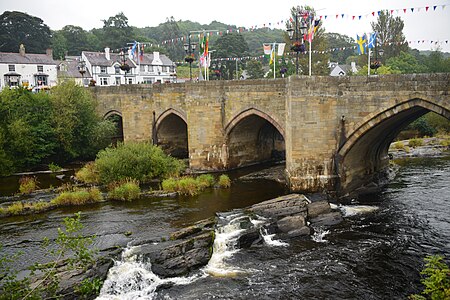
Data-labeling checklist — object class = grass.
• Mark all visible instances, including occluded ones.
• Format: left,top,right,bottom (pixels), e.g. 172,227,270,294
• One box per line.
218,174,231,188
409,138,424,148
108,179,141,201
19,176,39,194
0,201,52,216
161,174,231,196
75,162,100,184
48,163,62,172
51,188,103,206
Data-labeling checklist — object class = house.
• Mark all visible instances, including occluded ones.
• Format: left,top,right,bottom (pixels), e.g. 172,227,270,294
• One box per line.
57,56,92,86
329,62,358,76
81,48,176,86
0,44,57,90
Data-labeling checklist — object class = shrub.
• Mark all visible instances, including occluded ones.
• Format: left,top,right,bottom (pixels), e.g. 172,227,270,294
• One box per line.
218,174,231,188
108,179,140,201
19,176,39,194
94,142,185,184
161,178,178,192
410,255,450,299
196,174,215,189
440,139,450,147
409,138,424,148
48,163,62,172
392,141,406,150
3,201,51,216
177,177,200,196
75,162,100,184
51,188,103,206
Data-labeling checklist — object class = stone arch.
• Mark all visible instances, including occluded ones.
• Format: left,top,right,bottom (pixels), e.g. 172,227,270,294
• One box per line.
224,108,286,169
103,110,123,145
154,108,188,158
225,108,285,139
337,97,450,196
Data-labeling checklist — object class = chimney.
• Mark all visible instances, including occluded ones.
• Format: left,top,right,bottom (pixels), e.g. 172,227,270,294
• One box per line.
351,61,357,73
105,47,110,60
19,44,25,56
46,48,53,58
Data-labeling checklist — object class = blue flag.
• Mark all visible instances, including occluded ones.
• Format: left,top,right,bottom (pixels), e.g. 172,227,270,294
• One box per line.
356,34,367,55
368,32,377,49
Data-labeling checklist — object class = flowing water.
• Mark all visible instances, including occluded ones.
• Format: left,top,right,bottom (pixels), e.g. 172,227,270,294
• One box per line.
1,157,449,299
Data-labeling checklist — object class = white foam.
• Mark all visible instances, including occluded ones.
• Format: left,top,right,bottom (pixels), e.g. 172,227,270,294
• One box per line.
339,205,379,217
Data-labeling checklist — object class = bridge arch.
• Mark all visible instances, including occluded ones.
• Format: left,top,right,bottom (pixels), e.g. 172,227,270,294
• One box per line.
103,110,124,145
154,108,188,158
337,97,450,196
225,108,285,168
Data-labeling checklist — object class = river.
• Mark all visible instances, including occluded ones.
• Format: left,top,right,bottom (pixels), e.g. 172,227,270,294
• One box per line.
1,157,449,299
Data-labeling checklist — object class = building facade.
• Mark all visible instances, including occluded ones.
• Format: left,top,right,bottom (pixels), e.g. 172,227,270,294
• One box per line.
0,45,57,90
81,48,176,87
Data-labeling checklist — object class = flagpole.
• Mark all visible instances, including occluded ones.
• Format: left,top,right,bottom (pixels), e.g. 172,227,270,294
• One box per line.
367,36,371,76
273,43,276,79
309,15,312,76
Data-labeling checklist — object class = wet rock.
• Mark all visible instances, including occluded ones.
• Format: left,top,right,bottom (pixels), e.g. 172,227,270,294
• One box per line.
309,212,343,227
149,232,214,277
307,201,331,219
238,228,262,248
276,215,306,233
287,226,311,238
248,194,309,218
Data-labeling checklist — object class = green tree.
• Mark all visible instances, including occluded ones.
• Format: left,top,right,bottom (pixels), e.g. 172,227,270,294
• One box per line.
51,30,68,60
99,12,134,50
425,50,450,73
215,33,249,80
0,11,52,53
160,17,184,61
246,60,265,79
49,80,114,160
386,51,429,74
371,10,408,61
325,32,355,64
60,25,90,56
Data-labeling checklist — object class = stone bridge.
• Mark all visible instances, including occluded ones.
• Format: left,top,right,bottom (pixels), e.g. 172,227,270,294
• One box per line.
92,74,449,197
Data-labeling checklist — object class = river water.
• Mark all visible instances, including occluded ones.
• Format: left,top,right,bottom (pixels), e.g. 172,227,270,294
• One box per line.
1,157,449,299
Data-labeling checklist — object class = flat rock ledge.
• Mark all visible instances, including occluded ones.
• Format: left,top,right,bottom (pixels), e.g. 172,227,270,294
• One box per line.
145,194,343,278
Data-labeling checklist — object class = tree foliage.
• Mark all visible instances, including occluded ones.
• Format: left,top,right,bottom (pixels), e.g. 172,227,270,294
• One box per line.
0,11,52,53
99,12,135,50
371,10,408,61
214,33,249,80
325,33,355,64
246,60,265,79
0,81,115,176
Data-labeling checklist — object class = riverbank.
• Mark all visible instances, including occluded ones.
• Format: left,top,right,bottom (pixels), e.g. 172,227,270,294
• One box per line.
389,136,449,159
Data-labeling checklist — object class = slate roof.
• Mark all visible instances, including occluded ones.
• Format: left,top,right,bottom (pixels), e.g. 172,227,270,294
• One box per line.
58,59,92,78
83,51,174,67
0,52,56,65
83,52,134,67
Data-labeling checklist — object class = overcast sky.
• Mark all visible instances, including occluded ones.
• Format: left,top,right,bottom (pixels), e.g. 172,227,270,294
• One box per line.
1,0,449,52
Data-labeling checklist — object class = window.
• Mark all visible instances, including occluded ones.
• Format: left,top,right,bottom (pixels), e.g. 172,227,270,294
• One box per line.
142,77,153,84
148,66,153,72
35,75,48,86
8,65,15,72
166,66,170,72
115,77,121,85
140,65,145,72
128,78,133,84
100,77,108,86
37,65,44,72
115,66,120,74
100,66,107,74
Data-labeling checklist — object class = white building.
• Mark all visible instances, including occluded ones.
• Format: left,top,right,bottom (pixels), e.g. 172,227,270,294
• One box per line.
58,56,92,86
0,44,57,90
329,62,358,76
81,48,176,86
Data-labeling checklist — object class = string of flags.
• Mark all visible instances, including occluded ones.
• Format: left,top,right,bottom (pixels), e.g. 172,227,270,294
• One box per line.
110,3,447,53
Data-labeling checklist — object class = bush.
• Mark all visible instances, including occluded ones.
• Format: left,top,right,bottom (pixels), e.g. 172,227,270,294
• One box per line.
161,177,178,192
108,179,140,201
410,255,450,299
409,138,424,148
19,176,39,194
51,188,103,206
196,174,215,189
392,141,406,150
75,162,100,184
94,142,185,184
48,163,62,172
218,174,231,188
3,201,51,216
177,177,200,196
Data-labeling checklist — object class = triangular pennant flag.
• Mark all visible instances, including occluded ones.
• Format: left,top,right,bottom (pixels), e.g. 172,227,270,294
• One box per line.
336,14,339,19
410,8,414,13
403,8,407,13
433,5,437,10
426,6,429,11
372,12,375,16
390,10,394,14
443,5,446,10
352,16,355,20
341,14,345,18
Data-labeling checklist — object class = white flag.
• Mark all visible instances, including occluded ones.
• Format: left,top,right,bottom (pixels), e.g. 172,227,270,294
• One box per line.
277,43,286,56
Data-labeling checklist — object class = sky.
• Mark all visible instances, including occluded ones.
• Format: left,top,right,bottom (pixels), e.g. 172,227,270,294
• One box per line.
1,0,449,52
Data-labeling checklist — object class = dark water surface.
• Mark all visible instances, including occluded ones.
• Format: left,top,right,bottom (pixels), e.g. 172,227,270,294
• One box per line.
1,158,449,299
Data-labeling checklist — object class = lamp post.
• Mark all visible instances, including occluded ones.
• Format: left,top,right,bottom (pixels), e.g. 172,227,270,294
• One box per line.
78,59,86,86
184,35,196,81
119,48,131,84
287,10,308,75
